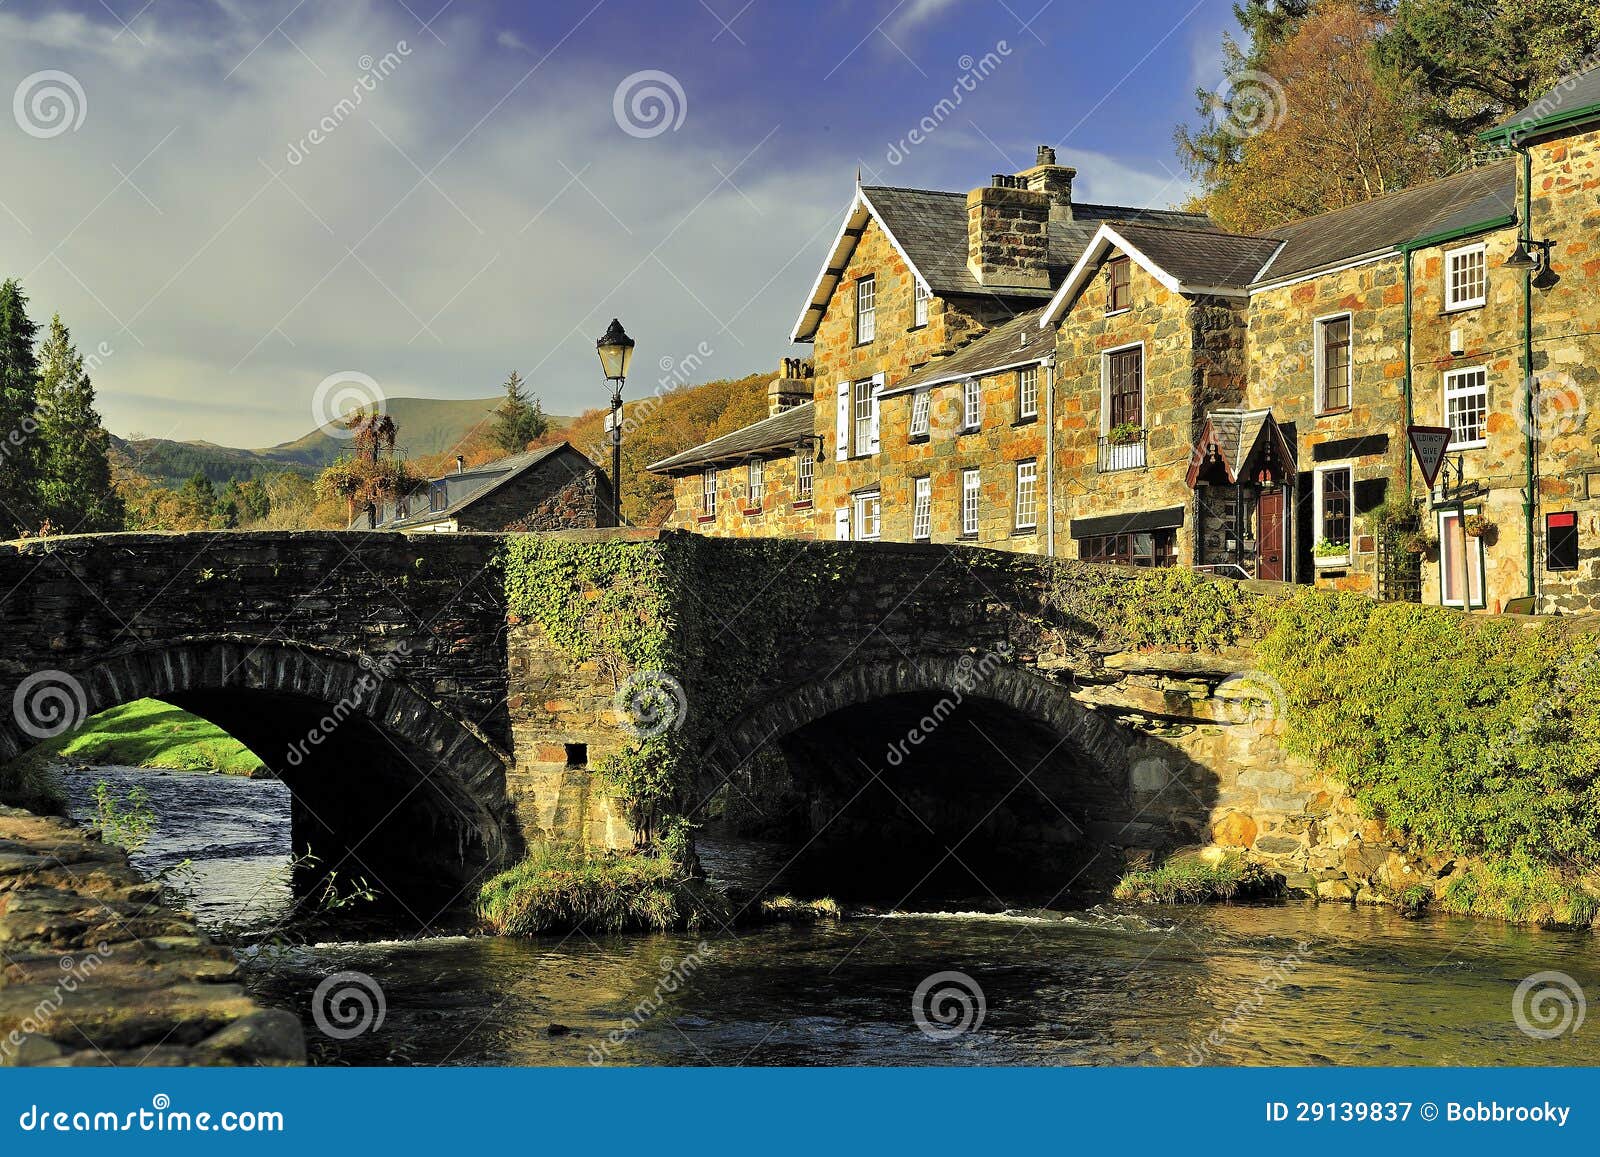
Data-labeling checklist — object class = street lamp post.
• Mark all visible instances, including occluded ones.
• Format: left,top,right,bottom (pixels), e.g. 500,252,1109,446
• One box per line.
595,318,635,527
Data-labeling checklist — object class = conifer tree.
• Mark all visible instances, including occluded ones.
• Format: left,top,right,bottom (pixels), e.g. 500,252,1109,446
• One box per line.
0,279,41,536
488,370,549,455
33,314,125,533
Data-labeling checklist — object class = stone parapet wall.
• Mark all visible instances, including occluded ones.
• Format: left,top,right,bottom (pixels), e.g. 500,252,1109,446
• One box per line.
0,805,303,1066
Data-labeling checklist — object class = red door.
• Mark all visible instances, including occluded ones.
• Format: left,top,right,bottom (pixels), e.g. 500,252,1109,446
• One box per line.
1258,489,1285,581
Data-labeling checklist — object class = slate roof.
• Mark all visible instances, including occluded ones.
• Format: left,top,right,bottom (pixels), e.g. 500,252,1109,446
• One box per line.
646,402,816,474
378,442,593,528
1486,65,1600,141
791,182,1213,340
1256,160,1518,282
1104,221,1282,290
1188,408,1297,487
1047,202,1217,273
881,308,1052,395
861,185,1214,295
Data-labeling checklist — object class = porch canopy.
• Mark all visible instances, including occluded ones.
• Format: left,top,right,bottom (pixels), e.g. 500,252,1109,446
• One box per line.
1187,408,1297,489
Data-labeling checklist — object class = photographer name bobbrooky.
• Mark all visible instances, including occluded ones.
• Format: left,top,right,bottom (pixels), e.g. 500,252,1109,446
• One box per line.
1447,1102,1570,1126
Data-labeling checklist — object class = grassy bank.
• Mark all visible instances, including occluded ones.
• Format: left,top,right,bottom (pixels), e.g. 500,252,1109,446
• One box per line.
476,844,729,935
15,699,265,777
1113,855,1284,904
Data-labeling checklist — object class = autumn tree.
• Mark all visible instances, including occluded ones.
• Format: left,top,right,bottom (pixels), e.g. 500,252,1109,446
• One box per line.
1186,2,1443,231
314,408,420,527
1176,0,1315,187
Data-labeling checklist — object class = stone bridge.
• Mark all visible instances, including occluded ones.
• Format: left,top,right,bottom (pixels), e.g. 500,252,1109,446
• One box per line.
0,530,1348,912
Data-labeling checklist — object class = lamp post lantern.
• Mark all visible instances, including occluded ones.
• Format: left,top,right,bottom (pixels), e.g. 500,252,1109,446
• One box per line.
596,318,634,526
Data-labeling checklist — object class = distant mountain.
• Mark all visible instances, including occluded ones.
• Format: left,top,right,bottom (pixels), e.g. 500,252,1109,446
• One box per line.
115,397,572,487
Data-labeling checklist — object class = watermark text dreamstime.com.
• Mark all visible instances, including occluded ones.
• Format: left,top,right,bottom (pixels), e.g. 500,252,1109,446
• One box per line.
588,943,714,1064
1,944,113,1062
885,43,1011,166
1186,942,1309,1064
282,643,410,767
286,43,412,165
882,644,1013,768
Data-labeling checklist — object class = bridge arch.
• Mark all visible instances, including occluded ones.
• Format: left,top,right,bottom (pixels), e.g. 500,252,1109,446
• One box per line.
700,657,1198,901
3,636,519,914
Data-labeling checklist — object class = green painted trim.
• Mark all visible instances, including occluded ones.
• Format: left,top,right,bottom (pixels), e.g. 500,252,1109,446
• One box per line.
1403,251,1414,496
1400,213,1517,254
1479,99,1600,145
1519,145,1537,601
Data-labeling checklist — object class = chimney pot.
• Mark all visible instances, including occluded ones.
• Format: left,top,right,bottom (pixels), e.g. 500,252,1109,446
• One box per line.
456,455,465,475
1037,145,1056,166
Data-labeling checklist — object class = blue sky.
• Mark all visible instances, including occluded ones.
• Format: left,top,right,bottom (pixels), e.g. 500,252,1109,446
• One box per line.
0,0,1238,446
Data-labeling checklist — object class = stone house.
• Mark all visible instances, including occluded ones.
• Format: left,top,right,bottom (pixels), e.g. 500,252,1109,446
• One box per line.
647,66,1600,613
652,145,1210,548
377,442,615,533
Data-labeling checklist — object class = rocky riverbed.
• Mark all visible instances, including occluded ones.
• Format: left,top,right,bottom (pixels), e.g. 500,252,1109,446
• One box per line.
0,804,303,1067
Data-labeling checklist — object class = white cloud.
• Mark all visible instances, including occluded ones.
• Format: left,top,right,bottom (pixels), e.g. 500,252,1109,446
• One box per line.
0,3,842,447
495,29,529,52
888,0,962,37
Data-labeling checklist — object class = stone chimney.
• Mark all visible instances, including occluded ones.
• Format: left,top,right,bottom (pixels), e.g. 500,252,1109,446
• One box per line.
767,356,814,416
1018,144,1075,212
966,173,1050,290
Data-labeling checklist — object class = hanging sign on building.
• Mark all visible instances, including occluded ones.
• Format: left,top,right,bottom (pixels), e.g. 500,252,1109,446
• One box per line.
1407,425,1452,490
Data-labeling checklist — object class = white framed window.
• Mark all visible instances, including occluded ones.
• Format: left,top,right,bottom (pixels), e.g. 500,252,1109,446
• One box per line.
700,468,717,516
909,389,930,438
912,476,932,540
1312,464,1353,566
796,451,813,501
1438,507,1487,608
1014,459,1038,530
853,380,875,455
1445,243,1487,311
746,458,764,509
962,378,981,431
913,280,930,328
1444,366,1488,450
1315,313,1352,413
853,488,881,540
856,275,876,343
1018,366,1038,420
961,468,980,536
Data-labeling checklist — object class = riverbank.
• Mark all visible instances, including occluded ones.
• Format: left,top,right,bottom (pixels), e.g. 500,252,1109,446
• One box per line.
0,803,303,1066
7,699,267,783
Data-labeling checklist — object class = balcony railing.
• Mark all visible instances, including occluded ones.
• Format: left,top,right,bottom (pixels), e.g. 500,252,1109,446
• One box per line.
1097,431,1146,472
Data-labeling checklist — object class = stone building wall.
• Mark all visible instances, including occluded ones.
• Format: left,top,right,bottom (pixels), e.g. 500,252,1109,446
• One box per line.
1054,253,1241,564
1406,226,1531,610
809,215,1039,533
663,451,819,539
871,367,1050,551
457,453,616,532
1245,254,1412,594
1526,125,1600,611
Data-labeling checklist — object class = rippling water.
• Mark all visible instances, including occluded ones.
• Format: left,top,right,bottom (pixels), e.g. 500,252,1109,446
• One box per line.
62,764,1600,1067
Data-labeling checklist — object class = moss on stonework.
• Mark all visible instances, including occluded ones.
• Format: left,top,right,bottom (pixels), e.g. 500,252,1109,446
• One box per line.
499,532,859,855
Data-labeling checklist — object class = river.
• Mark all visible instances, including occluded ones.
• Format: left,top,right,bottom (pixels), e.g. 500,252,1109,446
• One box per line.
65,765,1600,1067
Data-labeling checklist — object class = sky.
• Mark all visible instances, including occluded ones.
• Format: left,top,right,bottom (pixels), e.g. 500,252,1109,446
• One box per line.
0,0,1240,448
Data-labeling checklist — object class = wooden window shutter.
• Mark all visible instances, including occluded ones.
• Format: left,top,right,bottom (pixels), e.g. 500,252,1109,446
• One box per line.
868,372,884,452
835,381,850,461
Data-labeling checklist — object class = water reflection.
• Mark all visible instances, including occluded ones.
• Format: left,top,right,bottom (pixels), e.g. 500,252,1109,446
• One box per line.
59,764,1600,1068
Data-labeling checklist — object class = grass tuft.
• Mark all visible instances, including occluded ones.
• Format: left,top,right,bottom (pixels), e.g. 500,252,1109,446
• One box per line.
1113,854,1283,904
1437,860,1599,928
475,843,728,936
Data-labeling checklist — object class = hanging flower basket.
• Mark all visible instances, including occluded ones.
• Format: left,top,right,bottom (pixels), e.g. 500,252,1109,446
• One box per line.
1463,514,1493,539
